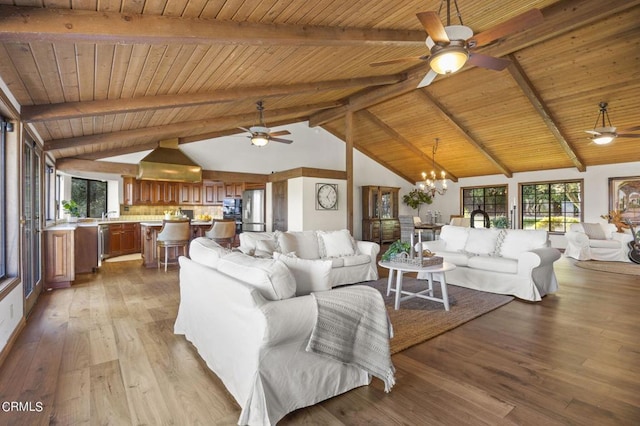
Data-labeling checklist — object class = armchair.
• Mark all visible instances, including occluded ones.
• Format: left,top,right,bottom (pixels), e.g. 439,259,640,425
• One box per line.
565,222,633,262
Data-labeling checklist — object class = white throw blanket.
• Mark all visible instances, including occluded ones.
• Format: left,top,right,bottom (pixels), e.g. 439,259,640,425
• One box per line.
306,285,395,392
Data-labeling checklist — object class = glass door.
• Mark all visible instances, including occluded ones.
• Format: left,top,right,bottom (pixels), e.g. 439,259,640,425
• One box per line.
23,138,42,314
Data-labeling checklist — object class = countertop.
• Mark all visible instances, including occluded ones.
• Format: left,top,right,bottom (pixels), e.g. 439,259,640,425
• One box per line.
45,219,215,230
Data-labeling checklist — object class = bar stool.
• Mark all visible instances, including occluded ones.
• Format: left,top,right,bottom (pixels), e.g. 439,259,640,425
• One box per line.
156,219,190,271
205,220,236,248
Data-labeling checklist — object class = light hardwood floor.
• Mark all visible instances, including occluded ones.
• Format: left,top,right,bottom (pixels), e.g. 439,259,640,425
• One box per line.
0,256,638,425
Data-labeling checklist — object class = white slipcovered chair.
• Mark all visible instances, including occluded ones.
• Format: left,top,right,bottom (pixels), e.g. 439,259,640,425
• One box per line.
564,222,633,262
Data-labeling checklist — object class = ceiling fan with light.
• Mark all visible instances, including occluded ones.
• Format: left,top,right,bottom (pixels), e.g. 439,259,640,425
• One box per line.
239,100,293,147
585,102,640,145
371,0,544,87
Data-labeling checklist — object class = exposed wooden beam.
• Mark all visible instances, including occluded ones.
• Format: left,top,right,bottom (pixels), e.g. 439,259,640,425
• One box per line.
507,54,587,172
201,170,269,183
267,168,346,182
56,158,137,175
44,102,340,152
309,0,639,127
412,90,513,178
0,6,425,47
73,142,158,161
23,75,406,122
359,109,458,182
322,126,415,184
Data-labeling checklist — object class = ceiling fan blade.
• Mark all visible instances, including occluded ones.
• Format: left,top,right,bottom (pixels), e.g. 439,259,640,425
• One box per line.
619,125,640,132
617,134,640,138
417,69,438,88
468,9,544,48
370,56,428,67
416,11,449,43
269,130,291,137
467,53,511,71
238,127,251,133
585,130,602,136
269,137,293,144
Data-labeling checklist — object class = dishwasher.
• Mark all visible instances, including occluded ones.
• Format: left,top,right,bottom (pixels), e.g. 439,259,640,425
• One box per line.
98,224,110,267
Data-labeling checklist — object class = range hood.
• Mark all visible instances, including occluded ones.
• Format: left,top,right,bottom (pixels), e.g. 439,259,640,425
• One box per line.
137,138,202,183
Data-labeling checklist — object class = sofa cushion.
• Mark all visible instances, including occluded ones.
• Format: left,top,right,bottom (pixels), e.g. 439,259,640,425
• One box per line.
581,223,607,240
498,229,548,259
468,255,518,274
277,231,321,259
217,252,296,301
273,252,332,296
317,229,357,258
239,232,277,256
464,228,503,256
327,257,345,268
439,225,470,252
439,251,471,267
342,254,371,267
589,239,622,249
188,237,230,269
254,239,278,258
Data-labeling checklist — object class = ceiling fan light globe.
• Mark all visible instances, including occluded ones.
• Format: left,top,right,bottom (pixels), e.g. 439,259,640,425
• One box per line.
251,135,269,147
592,134,615,145
429,45,468,74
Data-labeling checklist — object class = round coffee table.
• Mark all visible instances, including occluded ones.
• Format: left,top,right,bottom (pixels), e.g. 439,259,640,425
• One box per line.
378,260,456,311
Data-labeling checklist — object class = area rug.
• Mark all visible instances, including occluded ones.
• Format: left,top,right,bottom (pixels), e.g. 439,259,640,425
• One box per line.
364,278,513,354
575,260,640,276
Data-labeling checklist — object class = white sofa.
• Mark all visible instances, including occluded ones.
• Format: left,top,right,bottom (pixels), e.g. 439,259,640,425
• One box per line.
237,229,380,287
564,222,633,262
416,225,561,301
175,238,373,425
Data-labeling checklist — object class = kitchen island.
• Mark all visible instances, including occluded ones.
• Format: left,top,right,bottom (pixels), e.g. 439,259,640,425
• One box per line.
140,221,213,268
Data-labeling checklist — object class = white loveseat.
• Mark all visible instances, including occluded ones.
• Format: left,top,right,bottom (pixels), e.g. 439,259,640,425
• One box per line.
416,225,561,301
237,229,380,287
564,222,633,262
175,238,373,425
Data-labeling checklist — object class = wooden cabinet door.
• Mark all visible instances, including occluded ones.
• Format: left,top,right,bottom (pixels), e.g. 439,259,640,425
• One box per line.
123,177,135,206
191,184,202,204
121,224,137,254
215,183,225,203
45,230,74,288
153,181,167,204
109,224,123,255
138,180,153,204
179,183,193,204
225,183,245,198
203,181,216,205
165,182,179,205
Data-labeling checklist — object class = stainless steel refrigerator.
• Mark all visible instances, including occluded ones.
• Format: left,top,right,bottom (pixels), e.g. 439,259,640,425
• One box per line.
242,189,266,232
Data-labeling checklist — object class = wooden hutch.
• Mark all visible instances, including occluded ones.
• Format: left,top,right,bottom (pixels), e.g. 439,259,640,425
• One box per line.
361,185,400,244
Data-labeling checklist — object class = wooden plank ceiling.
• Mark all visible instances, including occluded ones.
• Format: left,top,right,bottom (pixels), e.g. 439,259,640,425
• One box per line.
0,0,638,182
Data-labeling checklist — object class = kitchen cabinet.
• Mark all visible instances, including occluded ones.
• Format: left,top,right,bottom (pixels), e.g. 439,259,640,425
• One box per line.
153,181,167,204
123,176,136,206
202,180,224,205
44,228,75,289
108,223,141,257
165,182,180,205
225,182,244,198
138,180,153,204
140,222,211,268
362,185,400,244
179,182,202,204
75,226,98,273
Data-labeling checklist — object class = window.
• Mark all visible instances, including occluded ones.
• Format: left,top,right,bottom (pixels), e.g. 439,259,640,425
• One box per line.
71,177,108,218
461,185,508,225
521,180,582,232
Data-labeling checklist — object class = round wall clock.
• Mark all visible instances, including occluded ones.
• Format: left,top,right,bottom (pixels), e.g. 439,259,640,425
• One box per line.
316,183,338,210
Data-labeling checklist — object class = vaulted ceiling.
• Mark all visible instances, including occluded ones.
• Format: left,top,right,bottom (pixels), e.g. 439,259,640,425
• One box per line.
0,0,638,183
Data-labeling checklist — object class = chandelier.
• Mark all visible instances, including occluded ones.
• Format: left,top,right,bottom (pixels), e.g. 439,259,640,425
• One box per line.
419,138,447,197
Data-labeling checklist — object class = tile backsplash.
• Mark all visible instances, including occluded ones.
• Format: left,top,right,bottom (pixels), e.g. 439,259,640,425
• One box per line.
120,205,223,219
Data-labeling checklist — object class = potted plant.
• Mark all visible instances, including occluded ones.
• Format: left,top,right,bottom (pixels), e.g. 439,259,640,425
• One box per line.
402,189,432,217
62,199,80,222
381,240,412,262
492,216,509,229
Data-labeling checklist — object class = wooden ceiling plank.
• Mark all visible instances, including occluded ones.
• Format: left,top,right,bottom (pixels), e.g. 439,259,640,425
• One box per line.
413,90,513,178
0,5,425,47
359,109,458,182
506,54,586,172
56,158,138,175
44,101,341,151
22,74,403,122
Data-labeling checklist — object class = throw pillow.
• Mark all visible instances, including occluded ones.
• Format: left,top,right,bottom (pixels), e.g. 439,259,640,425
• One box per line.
188,237,230,269
217,252,296,301
439,225,470,252
498,229,549,259
254,239,278,258
273,252,332,296
581,222,607,240
238,231,277,256
463,228,503,256
317,229,357,258
277,231,321,259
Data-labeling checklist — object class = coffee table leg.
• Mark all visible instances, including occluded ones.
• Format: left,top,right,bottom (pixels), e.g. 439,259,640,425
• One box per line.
427,272,434,296
394,270,404,310
438,272,450,311
386,268,395,296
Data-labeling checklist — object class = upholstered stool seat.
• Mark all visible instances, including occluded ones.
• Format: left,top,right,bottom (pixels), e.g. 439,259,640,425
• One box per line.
205,220,236,248
156,219,190,271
